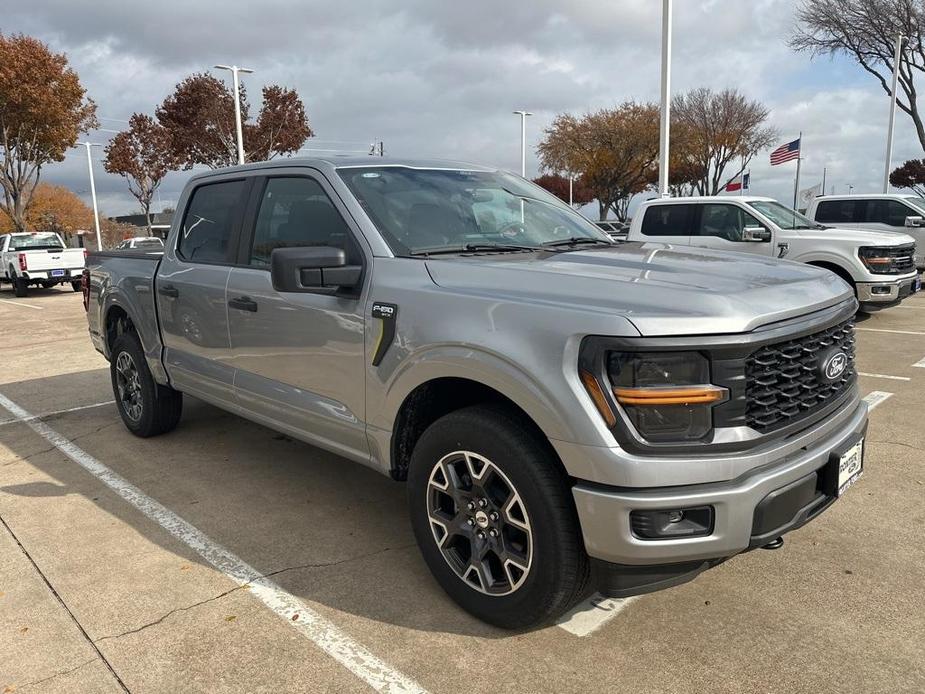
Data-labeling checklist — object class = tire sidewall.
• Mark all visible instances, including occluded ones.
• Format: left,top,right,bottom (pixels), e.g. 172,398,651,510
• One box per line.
408,407,584,627
110,332,161,436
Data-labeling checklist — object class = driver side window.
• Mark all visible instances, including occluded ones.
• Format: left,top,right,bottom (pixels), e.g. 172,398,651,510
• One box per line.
695,204,763,241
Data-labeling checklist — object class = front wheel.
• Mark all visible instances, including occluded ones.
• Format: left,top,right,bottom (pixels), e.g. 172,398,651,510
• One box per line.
407,405,590,628
110,331,183,437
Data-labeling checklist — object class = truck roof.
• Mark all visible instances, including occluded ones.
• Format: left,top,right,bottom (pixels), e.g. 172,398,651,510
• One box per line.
812,193,923,201
638,195,777,205
185,156,498,185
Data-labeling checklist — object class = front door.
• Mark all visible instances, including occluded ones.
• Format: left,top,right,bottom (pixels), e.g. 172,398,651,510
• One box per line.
226,174,369,461
156,178,250,404
689,203,774,257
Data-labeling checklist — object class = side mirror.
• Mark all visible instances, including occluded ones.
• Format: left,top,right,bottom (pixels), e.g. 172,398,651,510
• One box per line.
904,215,924,228
270,246,362,293
742,225,771,242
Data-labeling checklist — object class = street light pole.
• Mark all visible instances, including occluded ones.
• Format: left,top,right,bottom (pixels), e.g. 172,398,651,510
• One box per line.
883,34,904,193
214,64,255,166
658,0,673,197
513,110,533,177
81,142,103,250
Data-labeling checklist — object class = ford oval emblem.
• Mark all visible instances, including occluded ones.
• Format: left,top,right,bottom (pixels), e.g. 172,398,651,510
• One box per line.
821,351,848,381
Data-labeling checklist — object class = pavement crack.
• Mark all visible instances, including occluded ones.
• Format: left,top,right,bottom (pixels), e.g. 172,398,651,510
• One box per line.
867,439,925,452
13,657,97,692
93,584,246,644
261,542,417,580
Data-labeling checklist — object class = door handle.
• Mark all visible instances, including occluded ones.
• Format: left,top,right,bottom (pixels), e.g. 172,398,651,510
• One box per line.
228,296,258,312
158,284,179,298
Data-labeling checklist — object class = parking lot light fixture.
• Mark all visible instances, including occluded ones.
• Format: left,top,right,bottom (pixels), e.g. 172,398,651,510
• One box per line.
513,110,533,177
214,64,255,166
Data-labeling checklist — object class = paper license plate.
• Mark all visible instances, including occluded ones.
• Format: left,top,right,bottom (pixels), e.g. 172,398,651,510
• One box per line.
837,439,863,497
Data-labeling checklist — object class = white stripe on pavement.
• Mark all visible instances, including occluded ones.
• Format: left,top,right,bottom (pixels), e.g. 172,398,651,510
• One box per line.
913,356,925,368
857,328,925,336
862,391,894,411
0,392,427,694
0,400,115,427
556,594,637,637
857,372,911,381
0,298,44,310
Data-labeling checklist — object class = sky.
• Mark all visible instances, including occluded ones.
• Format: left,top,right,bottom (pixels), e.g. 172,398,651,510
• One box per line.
5,0,924,219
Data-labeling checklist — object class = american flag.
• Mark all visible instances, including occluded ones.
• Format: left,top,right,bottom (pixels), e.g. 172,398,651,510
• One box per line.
770,138,801,165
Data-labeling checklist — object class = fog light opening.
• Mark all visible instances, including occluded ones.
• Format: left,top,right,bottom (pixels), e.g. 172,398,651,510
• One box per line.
871,286,890,295
630,506,714,540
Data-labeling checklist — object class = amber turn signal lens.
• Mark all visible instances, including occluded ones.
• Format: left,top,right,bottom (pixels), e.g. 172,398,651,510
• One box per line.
613,386,726,406
579,370,617,427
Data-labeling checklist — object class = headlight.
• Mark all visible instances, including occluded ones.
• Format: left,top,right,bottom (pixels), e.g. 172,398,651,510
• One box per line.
858,246,900,274
581,350,727,443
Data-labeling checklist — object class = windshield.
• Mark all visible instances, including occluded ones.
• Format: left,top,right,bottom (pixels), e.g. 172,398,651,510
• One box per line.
746,200,817,230
8,233,65,250
338,167,609,255
902,196,925,215
134,238,164,248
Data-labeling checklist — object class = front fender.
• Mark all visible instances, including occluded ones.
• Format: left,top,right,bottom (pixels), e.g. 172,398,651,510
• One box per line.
789,250,861,282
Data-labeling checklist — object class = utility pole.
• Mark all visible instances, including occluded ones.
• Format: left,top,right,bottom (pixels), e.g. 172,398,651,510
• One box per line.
657,0,673,197
883,34,904,193
214,64,254,166
513,110,533,177
81,142,103,250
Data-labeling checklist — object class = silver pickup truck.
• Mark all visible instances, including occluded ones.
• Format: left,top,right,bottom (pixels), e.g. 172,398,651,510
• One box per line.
85,158,868,628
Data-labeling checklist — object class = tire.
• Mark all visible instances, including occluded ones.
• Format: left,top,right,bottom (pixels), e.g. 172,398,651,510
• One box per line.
13,277,28,297
110,331,183,437
407,405,591,629
71,280,82,292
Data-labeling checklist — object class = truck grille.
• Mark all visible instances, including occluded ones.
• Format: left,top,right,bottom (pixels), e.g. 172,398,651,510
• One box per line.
745,318,856,433
862,244,916,274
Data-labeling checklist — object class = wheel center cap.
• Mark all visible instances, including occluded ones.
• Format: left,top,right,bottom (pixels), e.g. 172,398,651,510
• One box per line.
474,510,490,528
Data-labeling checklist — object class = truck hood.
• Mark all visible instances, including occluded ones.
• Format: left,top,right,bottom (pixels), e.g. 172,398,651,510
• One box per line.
425,243,852,336
796,226,916,246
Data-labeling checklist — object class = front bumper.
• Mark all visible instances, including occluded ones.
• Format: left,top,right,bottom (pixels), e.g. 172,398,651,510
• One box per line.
856,272,920,306
571,398,868,574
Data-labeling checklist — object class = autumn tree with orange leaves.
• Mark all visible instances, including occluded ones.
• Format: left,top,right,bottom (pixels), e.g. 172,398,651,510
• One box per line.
0,34,97,232
0,182,93,239
156,74,313,169
104,114,179,233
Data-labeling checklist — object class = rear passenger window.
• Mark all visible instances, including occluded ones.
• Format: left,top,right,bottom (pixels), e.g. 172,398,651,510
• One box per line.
815,200,863,224
249,177,356,267
641,204,694,236
177,180,246,263
865,200,914,227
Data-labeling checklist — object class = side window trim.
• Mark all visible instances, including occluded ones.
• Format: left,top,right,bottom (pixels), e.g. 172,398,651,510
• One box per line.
175,177,253,266
237,172,368,271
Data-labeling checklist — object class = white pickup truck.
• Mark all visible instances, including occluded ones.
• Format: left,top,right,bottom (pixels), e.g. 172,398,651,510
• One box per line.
626,196,920,311
1,232,86,297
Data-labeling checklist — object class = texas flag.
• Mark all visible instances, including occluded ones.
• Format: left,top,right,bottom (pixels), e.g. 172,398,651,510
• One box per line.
725,172,750,192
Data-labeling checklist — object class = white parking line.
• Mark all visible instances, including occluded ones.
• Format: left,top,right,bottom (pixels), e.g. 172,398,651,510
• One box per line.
862,391,894,411
857,328,925,336
857,372,911,381
913,357,925,368
0,400,115,427
0,298,44,310
556,594,637,637
0,392,426,694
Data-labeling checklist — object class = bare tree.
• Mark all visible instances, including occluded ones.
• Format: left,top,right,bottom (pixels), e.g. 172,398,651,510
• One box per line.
791,0,925,150
671,88,777,195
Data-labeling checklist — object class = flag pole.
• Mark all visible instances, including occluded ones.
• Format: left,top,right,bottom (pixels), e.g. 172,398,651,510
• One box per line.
792,132,802,209
821,166,826,195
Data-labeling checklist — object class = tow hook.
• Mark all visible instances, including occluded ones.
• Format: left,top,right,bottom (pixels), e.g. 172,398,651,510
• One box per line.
761,537,784,550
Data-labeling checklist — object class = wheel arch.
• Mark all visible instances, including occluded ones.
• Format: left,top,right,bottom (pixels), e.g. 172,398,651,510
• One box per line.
805,260,857,290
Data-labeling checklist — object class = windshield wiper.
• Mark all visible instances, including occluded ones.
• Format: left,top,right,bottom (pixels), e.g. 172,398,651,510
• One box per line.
541,237,614,249
409,243,540,256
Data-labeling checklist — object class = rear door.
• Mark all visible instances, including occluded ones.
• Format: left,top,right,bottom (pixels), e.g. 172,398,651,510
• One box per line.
814,198,866,230
688,203,773,257
637,203,695,246
225,172,369,460
156,177,251,404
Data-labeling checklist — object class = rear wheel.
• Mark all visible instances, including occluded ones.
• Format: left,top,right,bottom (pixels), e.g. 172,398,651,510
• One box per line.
12,277,28,297
71,280,82,292
407,405,590,628
110,331,183,437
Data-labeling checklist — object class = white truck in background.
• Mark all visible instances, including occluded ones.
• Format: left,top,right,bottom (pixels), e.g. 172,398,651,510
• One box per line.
804,194,925,269
625,196,921,312
1,232,86,297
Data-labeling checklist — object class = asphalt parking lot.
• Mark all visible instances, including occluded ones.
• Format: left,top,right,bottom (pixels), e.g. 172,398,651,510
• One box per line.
1,287,924,694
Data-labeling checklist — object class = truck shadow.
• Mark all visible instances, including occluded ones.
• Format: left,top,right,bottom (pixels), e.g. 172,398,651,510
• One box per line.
0,368,510,638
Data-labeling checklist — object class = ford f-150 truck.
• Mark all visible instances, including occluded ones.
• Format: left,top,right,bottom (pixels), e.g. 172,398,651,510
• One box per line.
85,158,868,628
625,196,920,311
2,231,86,297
